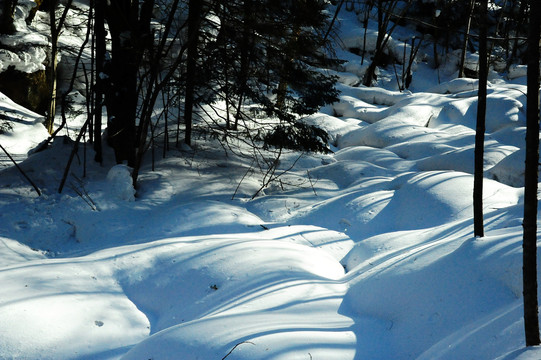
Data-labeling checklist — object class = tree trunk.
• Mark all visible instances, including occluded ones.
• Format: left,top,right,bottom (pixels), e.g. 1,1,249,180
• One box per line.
93,0,105,163
523,0,541,347
458,0,474,78
473,0,488,238
507,0,528,71
45,0,59,134
183,0,203,147
362,0,407,87
363,0,387,86
104,0,143,166
234,0,253,129
44,0,72,134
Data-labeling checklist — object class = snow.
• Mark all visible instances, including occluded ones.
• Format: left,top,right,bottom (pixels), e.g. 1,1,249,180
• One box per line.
106,165,136,202
0,91,47,169
0,1,49,73
1,2,541,360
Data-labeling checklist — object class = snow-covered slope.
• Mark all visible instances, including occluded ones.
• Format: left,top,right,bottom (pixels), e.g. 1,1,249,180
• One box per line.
1,2,541,360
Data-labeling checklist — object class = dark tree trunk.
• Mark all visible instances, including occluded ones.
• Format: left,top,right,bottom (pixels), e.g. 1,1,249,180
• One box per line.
234,0,253,129
458,0,474,78
44,0,72,134
104,0,153,166
507,0,528,70
362,0,407,87
105,0,138,165
93,0,105,163
363,0,387,86
523,0,541,347
45,0,59,134
473,0,487,238
183,0,203,146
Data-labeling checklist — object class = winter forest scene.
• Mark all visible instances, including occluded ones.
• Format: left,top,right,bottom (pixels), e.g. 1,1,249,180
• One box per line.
2,0,541,358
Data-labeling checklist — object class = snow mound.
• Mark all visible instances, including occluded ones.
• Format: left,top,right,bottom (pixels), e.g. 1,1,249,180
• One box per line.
428,78,480,94
344,230,524,359
359,171,520,233
334,146,415,172
301,113,362,146
507,65,528,80
0,237,46,266
337,83,412,106
112,227,351,360
487,148,526,187
107,165,136,201
0,91,47,169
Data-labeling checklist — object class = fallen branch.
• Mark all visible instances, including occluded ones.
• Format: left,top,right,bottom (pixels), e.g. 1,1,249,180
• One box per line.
69,174,98,211
221,341,255,360
0,143,41,196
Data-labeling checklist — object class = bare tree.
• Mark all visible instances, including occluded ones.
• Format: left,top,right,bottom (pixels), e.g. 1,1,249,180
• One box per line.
523,0,541,347
93,0,106,163
363,0,410,86
100,0,154,166
183,0,203,147
473,0,487,238
44,0,73,134
458,0,474,78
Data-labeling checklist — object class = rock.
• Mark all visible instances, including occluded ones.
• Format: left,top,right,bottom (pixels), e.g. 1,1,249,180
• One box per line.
0,66,49,115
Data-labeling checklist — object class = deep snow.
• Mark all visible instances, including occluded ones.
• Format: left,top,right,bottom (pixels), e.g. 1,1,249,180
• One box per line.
1,2,541,360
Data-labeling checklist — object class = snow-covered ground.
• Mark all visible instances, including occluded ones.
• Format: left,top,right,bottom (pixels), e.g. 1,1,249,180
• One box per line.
1,3,541,360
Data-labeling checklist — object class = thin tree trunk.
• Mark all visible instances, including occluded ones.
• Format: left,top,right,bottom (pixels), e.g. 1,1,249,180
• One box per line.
234,0,253,129
507,0,527,71
131,0,183,187
45,1,58,134
94,0,105,163
363,0,407,87
458,0,475,78
45,0,72,134
184,0,203,146
322,0,345,44
363,0,386,86
473,0,488,238
523,0,541,347
88,1,94,145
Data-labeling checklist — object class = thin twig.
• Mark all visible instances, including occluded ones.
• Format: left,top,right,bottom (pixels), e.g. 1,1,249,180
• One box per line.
221,341,255,360
232,160,254,200
68,181,97,211
307,170,318,196
0,143,41,196
71,173,98,210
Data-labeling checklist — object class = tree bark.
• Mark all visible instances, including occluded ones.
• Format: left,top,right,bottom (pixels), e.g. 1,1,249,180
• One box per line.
362,0,407,87
46,1,58,134
104,0,153,165
183,0,203,146
93,0,106,163
458,0,474,78
45,0,72,134
523,0,541,347
473,0,487,238
233,0,253,129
